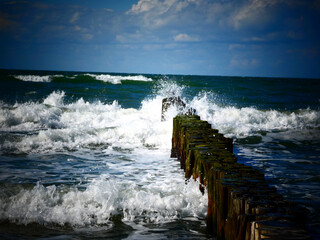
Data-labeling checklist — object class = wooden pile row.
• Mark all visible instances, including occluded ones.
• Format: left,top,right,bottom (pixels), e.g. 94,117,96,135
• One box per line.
171,115,311,240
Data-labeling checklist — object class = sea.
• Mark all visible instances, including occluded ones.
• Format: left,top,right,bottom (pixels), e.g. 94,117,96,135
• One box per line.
0,69,319,240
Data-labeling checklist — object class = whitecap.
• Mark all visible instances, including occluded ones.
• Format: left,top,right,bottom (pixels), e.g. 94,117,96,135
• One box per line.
0,90,176,154
84,74,153,84
0,172,207,227
190,92,320,138
13,75,63,82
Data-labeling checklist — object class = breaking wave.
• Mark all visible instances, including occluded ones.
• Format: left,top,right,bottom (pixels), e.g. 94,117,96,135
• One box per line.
0,90,175,154
13,75,62,82
190,92,320,138
0,82,319,228
13,73,153,84
84,73,153,84
0,85,319,154
0,176,207,227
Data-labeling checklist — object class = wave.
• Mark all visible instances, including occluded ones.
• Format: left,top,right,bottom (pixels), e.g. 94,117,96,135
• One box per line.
0,81,319,229
12,73,153,84
0,90,177,154
13,75,63,82
0,85,208,227
1,84,319,154
84,73,153,84
0,175,207,227
190,92,320,138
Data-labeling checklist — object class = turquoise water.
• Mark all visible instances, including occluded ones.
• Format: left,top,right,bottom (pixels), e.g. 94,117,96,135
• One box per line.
0,69,319,239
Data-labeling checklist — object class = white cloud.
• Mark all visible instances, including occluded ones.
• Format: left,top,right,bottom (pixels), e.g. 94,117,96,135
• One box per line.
230,0,281,29
82,33,93,40
174,33,199,42
104,8,113,12
206,1,233,24
243,36,266,42
126,0,199,29
127,0,181,15
230,56,259,68
126,0,308,34
70,12,80,24
128,0,156,14
116,31,146,43
229,44,245,50
116,34,128,43
125,0,281,35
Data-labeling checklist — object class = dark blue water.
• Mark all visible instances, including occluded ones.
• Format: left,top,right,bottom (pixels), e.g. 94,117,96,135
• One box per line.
0,69,319,239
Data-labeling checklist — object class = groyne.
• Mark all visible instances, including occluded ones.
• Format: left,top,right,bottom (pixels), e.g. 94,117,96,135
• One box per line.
171,114,311,240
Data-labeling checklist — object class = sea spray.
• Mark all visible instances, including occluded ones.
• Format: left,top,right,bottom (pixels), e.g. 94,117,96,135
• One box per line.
0,86,208,228
0,174,207,227
0,92,173,153
190,91,320,138
84,74,153,84
1,70,320,239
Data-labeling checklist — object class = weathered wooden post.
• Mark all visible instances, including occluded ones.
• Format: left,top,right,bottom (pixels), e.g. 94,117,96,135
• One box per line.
171,114,311,240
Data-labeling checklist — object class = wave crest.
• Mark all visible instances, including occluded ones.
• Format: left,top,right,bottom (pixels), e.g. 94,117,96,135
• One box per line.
0,176,207,227
0,91,175,154
13,75,64,82
13,73,153,84
191,93,320,138
84,73,153,84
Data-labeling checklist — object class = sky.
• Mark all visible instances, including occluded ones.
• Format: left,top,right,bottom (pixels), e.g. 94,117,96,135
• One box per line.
0,0,320,78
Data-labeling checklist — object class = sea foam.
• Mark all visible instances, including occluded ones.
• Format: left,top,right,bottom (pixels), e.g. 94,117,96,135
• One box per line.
190,92,320,138
0,81,319,229
13,73,152,84
1,87,319,154
84,73,153,84
0,85,208,227
0,173,207,227
13,75,63,82
0,90,176,154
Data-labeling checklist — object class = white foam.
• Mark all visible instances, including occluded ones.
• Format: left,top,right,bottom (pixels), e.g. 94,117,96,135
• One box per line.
13,73,152,84
0,99,63,132
2,82,319,154
13,75,63,82
84,73,153,84
0,86,207,227
2,81,319,229
190,92,320,138
0,172,207,227
43,90,65,107
0,91,176,154
1,86,319,154
153,80,185,98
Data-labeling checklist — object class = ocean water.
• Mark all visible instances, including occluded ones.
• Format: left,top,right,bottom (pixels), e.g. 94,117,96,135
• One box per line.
0,69,319,239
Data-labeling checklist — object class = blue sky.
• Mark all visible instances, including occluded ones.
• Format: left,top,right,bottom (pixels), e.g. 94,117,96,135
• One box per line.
0,0,319,78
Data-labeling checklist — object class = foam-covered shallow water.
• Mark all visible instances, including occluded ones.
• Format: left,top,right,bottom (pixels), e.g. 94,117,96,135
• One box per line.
0,69,320,239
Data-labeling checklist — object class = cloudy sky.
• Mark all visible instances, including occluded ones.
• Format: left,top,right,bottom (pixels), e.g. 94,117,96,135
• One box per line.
0,0,320,78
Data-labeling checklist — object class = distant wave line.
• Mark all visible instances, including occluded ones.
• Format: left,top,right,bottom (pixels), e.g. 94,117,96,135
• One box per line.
13,73,153,84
